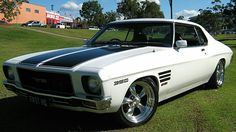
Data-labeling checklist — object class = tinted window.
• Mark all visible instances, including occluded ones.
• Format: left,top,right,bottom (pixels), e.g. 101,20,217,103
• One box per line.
93,23,173,47
195,26,208,45
175,24,207,47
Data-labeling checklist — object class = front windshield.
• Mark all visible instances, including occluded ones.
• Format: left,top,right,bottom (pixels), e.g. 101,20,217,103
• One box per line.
91,22,173,47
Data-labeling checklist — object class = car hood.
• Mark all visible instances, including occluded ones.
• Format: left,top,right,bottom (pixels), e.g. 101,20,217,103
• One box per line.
6,46,161,69
5,46,173,81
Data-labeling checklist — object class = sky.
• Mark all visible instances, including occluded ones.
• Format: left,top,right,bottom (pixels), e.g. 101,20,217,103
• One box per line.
29,0,230,20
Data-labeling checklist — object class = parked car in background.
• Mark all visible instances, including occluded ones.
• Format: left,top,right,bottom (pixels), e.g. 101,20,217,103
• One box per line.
21,20,46,27
65,24,71,29
0,20,7,25
55,23,65,29
89,26,99,30
3,19,233,127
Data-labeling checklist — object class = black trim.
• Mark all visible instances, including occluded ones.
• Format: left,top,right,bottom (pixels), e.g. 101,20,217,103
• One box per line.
159,70,171,75
3,65,10,80
21,48,86,65
159,70,171,86
4,83,95,108
20,47,134,68
160,77,171,83
42,47,133,67
159,74,171,79
17,68,74,96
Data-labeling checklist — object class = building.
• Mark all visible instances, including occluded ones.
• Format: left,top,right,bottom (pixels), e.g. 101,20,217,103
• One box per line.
46,11,73,26
0,2,46,24
46,11,60,25
0,2,74,26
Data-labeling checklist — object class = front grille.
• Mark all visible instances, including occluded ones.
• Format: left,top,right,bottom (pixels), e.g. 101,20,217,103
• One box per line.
17,68,74,96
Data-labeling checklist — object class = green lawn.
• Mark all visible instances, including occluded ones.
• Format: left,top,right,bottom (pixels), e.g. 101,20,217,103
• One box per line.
0,25,83,98
30,26,97,39
0,26,235,131
214,34,236,45
214,34,236,40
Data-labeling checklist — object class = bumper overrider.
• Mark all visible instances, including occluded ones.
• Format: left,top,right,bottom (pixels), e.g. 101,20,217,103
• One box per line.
3,81,112,111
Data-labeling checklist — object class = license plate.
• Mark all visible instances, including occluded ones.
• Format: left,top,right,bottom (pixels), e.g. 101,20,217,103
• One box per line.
28,96,48,106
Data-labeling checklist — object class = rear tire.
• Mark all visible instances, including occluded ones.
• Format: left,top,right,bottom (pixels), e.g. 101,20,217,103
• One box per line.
207,60,225,89
116,78,158,127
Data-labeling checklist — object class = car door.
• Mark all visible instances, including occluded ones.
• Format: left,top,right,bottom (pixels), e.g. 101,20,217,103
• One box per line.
168,23,210,93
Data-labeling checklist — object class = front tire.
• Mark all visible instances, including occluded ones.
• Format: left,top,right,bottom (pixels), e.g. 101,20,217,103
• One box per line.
207,60,225,89
116,78,158,127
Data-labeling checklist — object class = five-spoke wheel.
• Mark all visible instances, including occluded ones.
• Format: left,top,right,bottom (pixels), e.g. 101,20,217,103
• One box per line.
117,78,158,126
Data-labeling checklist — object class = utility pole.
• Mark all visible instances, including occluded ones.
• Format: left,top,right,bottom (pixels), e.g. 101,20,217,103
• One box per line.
169,0,173,19
51,4,54,11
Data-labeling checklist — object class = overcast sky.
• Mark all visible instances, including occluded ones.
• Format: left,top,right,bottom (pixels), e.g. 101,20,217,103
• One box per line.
29,0,230,20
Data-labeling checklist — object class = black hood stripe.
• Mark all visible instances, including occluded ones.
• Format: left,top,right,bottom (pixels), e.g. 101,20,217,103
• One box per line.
21,48,87,65
41,47,133,68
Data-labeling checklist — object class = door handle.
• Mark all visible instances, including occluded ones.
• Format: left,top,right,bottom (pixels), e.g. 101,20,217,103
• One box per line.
201,48,205,52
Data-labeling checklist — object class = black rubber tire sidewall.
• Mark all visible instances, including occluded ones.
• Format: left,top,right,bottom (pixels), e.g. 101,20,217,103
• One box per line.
207,60,225,89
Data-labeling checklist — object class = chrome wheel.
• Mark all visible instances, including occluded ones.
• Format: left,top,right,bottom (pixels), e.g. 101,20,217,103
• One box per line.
207,60,225,89
216,61,224,86
121,80,156,124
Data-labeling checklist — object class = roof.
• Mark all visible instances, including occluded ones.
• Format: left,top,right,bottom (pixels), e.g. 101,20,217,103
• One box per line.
111,18,200,26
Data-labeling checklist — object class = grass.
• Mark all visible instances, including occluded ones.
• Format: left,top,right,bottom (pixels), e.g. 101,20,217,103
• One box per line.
0,26,235,131
0,25,83,98
214,34,236,45
30,26,97,39
213,34,236,40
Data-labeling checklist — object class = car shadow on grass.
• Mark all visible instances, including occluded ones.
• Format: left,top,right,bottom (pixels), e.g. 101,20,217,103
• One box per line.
0,96,127,132
158,85,213,106
0,85,214,132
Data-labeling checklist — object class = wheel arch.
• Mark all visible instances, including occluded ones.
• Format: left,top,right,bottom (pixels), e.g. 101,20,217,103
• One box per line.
132,75,160,99
219,58,226,68
133,75,159,87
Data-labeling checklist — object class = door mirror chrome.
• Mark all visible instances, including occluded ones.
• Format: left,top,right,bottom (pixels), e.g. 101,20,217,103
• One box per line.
176,40,187,48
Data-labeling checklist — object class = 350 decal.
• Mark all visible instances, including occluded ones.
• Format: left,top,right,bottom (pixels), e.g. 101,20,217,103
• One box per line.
114,78,128,86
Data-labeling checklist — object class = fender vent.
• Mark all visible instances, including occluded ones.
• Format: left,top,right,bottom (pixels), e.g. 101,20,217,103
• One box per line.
159,70,171,86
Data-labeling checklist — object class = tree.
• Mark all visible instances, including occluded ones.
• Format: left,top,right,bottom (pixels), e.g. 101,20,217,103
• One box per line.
190,0,236,33
117,0,164,19
80,1,105,27
139,0,164,18
104,11,117,23
223,0,236,29
177,15,184,20
191,9,222,32
0,0,28,22
117,0,140,19
190,0,225,33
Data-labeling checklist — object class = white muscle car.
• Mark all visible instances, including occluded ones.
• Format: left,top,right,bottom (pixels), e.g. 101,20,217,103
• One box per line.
3,19,233,126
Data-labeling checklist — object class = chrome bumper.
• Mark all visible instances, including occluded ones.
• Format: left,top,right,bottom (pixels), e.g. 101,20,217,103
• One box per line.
3,81,111,110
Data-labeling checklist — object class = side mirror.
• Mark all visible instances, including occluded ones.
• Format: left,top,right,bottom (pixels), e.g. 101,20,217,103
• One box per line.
176,40,187,48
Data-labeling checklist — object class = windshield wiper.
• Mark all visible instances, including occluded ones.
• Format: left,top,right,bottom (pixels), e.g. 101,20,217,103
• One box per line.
91,41,170,47
92,41,124,47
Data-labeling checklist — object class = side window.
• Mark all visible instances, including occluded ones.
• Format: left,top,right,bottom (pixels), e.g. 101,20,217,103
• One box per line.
142,24,173,45
175,24,202,47
195,26,208,45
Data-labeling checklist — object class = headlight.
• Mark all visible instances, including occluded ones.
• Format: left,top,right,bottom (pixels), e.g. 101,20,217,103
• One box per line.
3,65,15,80
82,76,102,95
